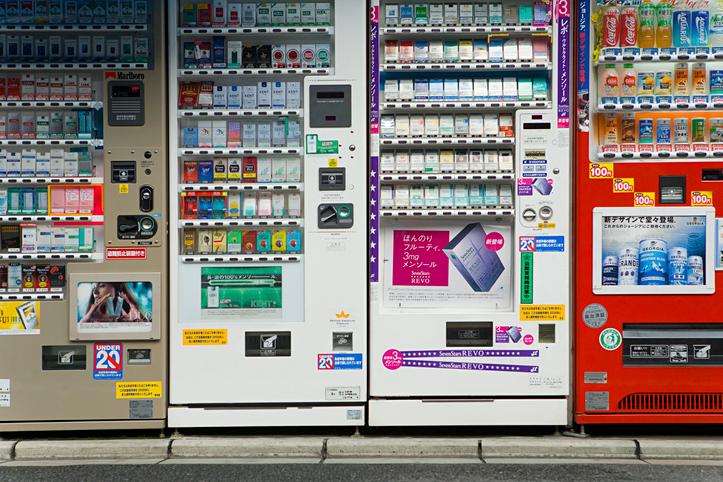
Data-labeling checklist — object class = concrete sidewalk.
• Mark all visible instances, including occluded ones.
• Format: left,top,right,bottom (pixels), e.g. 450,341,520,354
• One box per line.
1,436,723,464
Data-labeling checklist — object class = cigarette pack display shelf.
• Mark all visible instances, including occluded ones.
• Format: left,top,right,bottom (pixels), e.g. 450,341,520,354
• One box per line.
0,252,102,261
380,137,514,146
180,218,303,228
0,62,149,70
597,150,723,160
380,173,515,182
0,214,103,223
181,253,302,263
0,293,63,301
179,109,303,118
0,25,147,32
0,101,103,109
597,102,723,111
0,177,103,185
180,182,303,192
382,101,551,110
178,26,334,35
0,139,103,147
597,49,723,63
380,207,514,217
178,67,330,77
179,147,302,156
381,25,551,34
381,62,550,71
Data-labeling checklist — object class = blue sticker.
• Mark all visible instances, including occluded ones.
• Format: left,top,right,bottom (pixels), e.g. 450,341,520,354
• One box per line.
93,343,123,380
318,353,363,370
519,236,565,253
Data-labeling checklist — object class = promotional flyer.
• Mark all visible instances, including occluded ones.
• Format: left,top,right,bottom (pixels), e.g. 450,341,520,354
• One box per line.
383,222,513,311
0,301,40,335
76,281,153,334
200,266,282,316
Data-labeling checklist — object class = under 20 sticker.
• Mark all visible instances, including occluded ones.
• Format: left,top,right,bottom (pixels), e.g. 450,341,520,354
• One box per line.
381,349,540,373
93,343,123,380
599,328,622,351
318,353,363,370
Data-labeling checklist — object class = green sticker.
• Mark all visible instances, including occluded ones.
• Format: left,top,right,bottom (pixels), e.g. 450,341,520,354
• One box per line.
521,252,533,304
305,134,339,154
599,328,622,351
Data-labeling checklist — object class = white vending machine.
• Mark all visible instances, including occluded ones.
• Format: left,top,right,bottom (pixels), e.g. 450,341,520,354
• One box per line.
368,0,572,425
168,1,368,427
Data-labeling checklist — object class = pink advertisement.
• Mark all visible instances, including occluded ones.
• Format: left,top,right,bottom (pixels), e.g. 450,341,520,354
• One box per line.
392,230,449,287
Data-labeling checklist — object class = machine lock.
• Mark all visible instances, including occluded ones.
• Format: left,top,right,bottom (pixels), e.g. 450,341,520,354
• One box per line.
318,203,354,229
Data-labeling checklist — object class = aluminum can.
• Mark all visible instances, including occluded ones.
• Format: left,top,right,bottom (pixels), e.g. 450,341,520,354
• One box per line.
668,247,688,285
603,255,619,285
687,256,704,285
639,239,668,285
618,247,639,285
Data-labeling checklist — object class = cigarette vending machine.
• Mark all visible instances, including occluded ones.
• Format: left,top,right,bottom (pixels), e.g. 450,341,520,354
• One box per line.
368,0,572,425
0,1,168,431
576,0,723,423
168,0,368,427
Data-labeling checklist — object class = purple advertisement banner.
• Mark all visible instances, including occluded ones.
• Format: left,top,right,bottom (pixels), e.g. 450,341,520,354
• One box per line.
556,0,571,129
369,4,380,283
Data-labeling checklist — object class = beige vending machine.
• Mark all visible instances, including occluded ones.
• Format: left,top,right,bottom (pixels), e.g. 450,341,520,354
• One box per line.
0,1,167,431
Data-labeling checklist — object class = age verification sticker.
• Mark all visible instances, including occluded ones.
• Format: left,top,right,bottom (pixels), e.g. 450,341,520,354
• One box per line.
93,343,123,380
115,381,162,399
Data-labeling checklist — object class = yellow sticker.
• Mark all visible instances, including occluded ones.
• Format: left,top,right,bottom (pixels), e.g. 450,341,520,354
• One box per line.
634,192,656,207
520,304,566,321
119,184,129,194
328,158,338,168
589,162,614,179
537,222,556,229
613,178,634,193
691,191,713,206
183,329,228,346
115,381,162,399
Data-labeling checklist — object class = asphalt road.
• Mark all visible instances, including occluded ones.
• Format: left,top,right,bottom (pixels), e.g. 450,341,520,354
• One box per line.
1,463,723,481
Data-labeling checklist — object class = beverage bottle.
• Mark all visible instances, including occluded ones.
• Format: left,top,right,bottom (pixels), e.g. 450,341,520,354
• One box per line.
602,5,621,48
674,62,690,95
711,0,723,46
638,1,657,48
599,64,620,99
621,6,639,47
656,0,674,48
621,64,637,97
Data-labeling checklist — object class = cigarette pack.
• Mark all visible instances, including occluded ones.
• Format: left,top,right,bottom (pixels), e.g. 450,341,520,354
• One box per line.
444,223,504,292
257,157,272,182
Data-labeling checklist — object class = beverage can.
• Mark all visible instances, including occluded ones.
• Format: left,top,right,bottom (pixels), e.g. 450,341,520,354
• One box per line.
639,239,668,285
687,256,704,285
603,255,619,286
674,117,689,143
710,118,723,143
604,113,619,144
692,63,707,95
638,72,655,95
692,117,706,142
668,247,688,285
621,113,636,143
674,62,689,96
639,118,654,144
655,71,672,95
656,118,671,144
618,247,639,285
602,5,621,48
620,7,638,47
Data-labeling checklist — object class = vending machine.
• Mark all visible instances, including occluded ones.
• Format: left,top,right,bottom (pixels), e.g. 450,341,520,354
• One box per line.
576,0,723,423
0,1,168,431
168,1,368,427
368,1,572,425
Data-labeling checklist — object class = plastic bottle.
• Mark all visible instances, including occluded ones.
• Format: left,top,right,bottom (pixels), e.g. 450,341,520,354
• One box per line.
621,64,637,97
638,1,657,48
599,64,620,99
711,0,723,46
656,0,674,48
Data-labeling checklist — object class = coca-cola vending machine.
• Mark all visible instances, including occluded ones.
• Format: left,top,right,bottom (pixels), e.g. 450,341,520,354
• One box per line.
576,0,723,424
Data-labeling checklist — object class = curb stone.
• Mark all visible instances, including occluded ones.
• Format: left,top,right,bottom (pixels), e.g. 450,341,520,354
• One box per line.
637,438,723,460
0,440,15,460
13,439,170,460
170,437,324,458
479,437,638,459
325,437,480,458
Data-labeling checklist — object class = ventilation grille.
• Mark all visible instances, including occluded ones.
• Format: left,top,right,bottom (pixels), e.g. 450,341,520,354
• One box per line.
618,393,723,413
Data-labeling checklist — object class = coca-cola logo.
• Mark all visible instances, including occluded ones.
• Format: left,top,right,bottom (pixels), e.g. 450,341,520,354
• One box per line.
622,16,636,45
605,16,618,45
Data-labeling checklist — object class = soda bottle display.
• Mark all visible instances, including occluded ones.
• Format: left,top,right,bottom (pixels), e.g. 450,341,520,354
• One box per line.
656,0,673,48
638,1,657,48
603,5,621,48
620,6,639,47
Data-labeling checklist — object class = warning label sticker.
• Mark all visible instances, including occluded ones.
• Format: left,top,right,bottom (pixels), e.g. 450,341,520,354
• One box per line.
520,304,565,321
115,381,162,399
183,329,228,346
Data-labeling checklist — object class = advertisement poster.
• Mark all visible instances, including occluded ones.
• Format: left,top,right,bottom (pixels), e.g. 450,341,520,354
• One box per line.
384,223,512,310
76,282,153,334
201,266,282,316
599,215,707,287
0,301,40,335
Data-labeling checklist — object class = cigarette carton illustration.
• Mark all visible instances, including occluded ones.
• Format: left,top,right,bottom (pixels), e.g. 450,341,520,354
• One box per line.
443,223,504,292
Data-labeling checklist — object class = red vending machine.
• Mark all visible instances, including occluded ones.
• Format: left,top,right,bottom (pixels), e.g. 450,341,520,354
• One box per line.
576,0,723,423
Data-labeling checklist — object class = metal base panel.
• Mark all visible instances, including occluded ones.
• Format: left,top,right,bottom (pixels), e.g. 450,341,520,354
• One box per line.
168,405,366,428
369,399,568,426
0,419,164,433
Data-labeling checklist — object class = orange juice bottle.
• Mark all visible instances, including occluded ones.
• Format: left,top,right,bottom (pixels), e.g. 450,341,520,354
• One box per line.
656,0,673,48
638,1,657,48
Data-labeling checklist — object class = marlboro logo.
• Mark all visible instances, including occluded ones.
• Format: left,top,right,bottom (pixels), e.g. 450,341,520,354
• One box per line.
104,72,145,80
